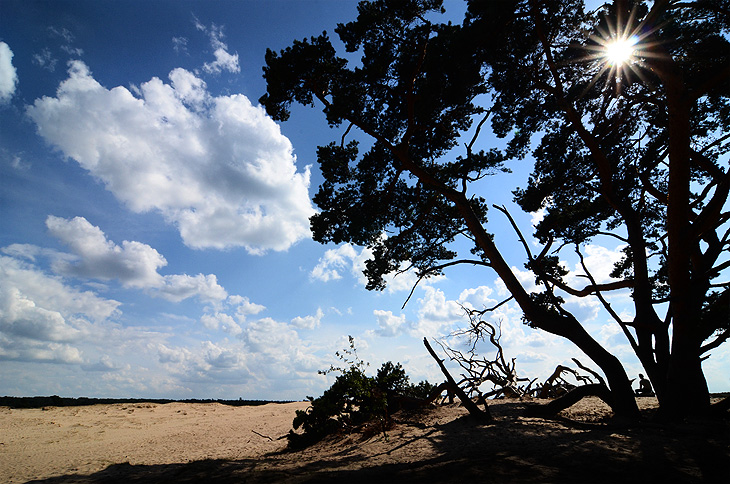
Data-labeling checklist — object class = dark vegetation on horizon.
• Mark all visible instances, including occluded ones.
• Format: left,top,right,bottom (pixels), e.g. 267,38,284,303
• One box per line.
0,395,293,409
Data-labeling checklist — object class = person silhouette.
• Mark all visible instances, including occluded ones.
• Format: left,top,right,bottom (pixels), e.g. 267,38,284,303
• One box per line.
635,373,654,396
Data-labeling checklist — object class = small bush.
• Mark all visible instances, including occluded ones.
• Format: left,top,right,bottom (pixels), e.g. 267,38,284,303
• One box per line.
287,337,433,449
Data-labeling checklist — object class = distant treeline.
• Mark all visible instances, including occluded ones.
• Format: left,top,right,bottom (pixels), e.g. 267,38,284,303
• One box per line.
0,395,294,409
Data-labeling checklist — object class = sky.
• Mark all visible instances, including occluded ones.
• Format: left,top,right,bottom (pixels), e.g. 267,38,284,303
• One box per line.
1,0,727,401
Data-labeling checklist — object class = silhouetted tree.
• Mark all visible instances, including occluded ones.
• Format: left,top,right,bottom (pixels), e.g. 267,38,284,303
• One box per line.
261,0,729,419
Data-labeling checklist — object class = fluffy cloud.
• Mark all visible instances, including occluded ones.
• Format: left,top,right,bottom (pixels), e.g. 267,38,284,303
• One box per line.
0,232,325,398
417,287,464,324
194,20,240,74
153,321,324,398
241,318,321,378
373,309,407,337
204,47,240,75
311,243,437,293
369,287,462,339
27,61,313,253
228,295,266,317
458,285,496,310
311,244,371,284
157,317,323,383
46,215,166,287
0,255,121,363
201,312,242,335
45,216,227,303
291,307,324,330
0,42,18,103
566,244,627,286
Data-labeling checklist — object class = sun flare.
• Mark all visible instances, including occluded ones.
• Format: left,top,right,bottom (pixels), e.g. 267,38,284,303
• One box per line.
604,36,637,66
581,10,656,97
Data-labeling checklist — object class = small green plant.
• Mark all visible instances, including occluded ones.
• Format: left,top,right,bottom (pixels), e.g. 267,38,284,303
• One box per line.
287,336,434,449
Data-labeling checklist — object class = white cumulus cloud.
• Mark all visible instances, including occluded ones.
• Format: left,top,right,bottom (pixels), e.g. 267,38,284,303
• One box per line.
291,307,324,330
0,42,18,103
45,216,228,303
46,215,166,288
27,61,314,253
311,242,438,294
0,255,121,363
311,244,367,283
373,309,407,337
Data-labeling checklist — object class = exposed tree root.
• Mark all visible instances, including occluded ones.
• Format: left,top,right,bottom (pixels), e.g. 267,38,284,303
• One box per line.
524,384,614,418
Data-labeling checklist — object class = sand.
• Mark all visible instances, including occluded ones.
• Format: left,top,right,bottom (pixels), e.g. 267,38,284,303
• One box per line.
0,401,308,483
1,398,728,483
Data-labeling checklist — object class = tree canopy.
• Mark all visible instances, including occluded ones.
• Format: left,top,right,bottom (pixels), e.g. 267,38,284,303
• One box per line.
261,0,730,419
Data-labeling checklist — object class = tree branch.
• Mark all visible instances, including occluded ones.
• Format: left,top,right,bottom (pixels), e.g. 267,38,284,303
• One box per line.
423,338,492,421
575,245,640,353
700,328,730,355
401,259,492,309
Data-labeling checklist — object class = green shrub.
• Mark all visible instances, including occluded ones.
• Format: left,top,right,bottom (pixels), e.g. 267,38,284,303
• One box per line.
287,337,434,449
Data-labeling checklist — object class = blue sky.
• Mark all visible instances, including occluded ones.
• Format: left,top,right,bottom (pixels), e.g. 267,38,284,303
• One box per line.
1,0,727,400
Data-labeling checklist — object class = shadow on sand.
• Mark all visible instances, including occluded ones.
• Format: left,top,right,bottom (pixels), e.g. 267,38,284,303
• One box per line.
28,402,729,484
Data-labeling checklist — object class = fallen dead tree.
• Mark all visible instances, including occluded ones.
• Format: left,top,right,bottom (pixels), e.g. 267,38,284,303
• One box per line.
423,308,618,419
437,311,536,401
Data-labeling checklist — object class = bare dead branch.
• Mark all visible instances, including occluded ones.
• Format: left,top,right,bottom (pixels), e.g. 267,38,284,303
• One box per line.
571,358,606,387
423,338,492,421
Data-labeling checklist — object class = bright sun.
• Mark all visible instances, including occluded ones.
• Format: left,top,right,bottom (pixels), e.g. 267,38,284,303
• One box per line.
604,36,637,66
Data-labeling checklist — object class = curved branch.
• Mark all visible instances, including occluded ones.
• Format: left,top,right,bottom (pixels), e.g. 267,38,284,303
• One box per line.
575,245,640,353
553,278,635,298
493,204,535,261
571,358,606,387
401,259,492,309
595,231,630,244
469,296,515,316
700,328,730,355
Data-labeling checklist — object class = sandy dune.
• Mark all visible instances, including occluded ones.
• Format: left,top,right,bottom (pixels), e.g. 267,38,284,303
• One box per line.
1,398,728,483
0,401,308,483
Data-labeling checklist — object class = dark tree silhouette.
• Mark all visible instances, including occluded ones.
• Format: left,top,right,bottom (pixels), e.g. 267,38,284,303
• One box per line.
260,0,730,420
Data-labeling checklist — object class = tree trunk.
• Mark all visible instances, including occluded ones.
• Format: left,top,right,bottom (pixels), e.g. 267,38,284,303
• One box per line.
448,196,641,419
546,314,640,419
665,341,711,419
659,61,712,419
